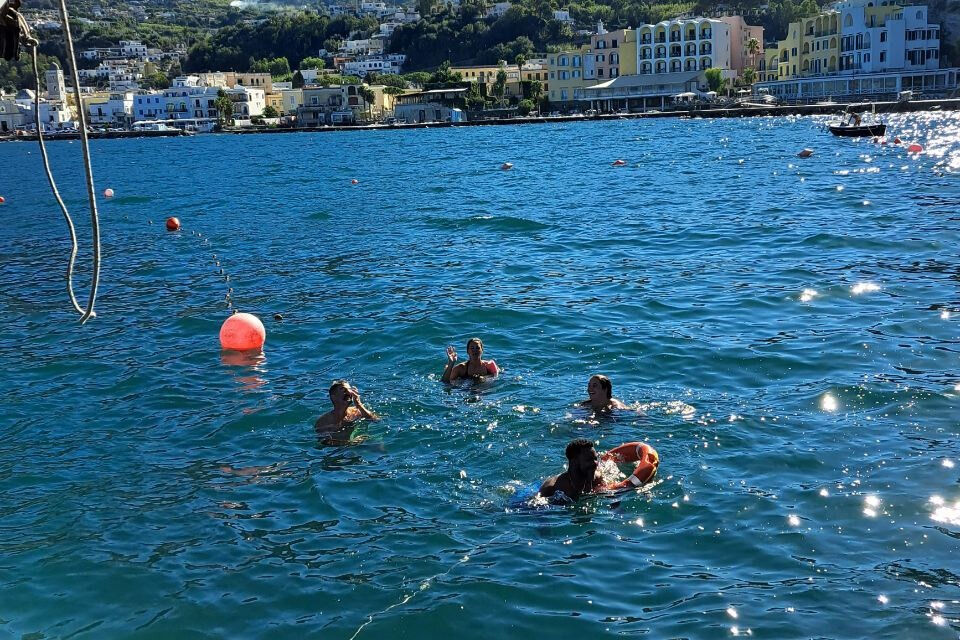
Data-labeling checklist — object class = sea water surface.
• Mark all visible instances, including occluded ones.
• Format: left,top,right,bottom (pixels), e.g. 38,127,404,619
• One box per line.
1,113,960,639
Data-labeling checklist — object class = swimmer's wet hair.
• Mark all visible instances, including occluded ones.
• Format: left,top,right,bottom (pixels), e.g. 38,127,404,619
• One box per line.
592,374,613,399
466,337,483,351
329,379,349,395
565,438,595,461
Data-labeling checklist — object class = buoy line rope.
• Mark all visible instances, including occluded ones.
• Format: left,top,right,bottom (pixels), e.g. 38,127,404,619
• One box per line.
9,1,101,322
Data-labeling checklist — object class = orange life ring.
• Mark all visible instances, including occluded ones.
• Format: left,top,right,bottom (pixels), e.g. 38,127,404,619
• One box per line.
602,442,659,489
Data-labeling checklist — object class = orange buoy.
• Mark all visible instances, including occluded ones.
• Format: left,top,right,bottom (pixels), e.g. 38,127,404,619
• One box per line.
907,143,923,154
500,162,513,170
797,148,814,158
351,179,359,185
612,159,627,166
219,312,266,351
103,188,114,197
165,217,180,231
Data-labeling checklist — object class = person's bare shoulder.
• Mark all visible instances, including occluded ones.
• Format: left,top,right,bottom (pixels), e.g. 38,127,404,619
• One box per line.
314,412,338,432
539,474,560,497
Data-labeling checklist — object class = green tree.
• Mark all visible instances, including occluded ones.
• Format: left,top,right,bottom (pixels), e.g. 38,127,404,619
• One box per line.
292,70,305,88
746,37,761,69
705,67,723,92
383,85,406,96
142,72,171,90
742,67,757,86
493,66,507,106
358,85,376,120
299,56,326,70
263,105,279,118
515,53,527,70
518,98,535,115
403,71,432,87
215,88,234,126
529,78,543,102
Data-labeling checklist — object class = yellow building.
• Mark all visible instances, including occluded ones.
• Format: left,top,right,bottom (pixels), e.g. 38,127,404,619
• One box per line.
548,45,592,104
763,12,841,81
265,92,284,114
450,63,522,98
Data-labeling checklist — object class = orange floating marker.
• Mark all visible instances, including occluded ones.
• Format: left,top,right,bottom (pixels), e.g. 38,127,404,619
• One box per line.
103,188,114,197
907,143,923,154
612,159,627,166
220,312,266,351
165,216,181,231
797,148,814,158
500,162,513,170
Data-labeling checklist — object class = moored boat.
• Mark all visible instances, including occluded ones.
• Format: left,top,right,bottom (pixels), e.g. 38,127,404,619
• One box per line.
829,123,887,137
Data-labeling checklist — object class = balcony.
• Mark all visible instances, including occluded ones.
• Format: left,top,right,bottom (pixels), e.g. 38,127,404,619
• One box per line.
641,36,651,44
655,36,666,43
701,30,712,39
670,34,681,42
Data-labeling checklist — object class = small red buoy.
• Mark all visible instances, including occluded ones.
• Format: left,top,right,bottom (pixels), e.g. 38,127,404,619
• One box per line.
500,162,513,170
0,196,5,204
612,159,627,166
103,188,114,198
893,137,902,144
797,148,814,158
165,217,180,231
351,179,359,185
219,312,266,351
907,143,923,154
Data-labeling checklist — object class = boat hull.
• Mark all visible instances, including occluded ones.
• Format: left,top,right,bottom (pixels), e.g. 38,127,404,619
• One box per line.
829,123,887,137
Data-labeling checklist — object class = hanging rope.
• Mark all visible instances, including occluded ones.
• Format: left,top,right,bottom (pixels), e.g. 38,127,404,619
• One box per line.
55,0,100,323
2,0,101,322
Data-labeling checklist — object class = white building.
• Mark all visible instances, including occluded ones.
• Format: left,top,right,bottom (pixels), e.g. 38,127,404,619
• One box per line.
340,38,385,55
341,54,406,77
227,86,265,118
87,91,134,126
553,9,573,25
133,91,166,120
636,18,732,76
835,0,940,73
46,62,66,101
0,94,34,132
486,2,511,18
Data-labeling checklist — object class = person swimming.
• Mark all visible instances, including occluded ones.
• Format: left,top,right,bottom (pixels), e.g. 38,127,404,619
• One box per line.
314,380,379,443
538,438,659,500
441,337,499,383
579,374,628,411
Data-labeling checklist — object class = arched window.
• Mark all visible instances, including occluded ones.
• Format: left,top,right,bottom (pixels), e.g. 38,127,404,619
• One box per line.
844,14,853,27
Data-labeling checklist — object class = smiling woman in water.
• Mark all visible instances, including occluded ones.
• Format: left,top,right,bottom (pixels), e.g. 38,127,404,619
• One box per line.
441,337,499,383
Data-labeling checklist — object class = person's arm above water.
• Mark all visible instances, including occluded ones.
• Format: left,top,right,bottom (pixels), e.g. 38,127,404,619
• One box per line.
441,346,462,383
349,388,379,421
538,474,560,498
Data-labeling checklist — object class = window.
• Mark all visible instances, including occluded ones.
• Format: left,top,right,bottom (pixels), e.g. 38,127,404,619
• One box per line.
880,31,886,42
864,53,870,62
916,10,922,19
550,71,555,79
611,39,617,48
573,70,580,78
598,68,604,77
880,51,886,62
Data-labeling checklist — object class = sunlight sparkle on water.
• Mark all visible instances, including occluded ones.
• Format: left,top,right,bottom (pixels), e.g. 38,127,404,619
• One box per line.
878,595,889,604
727,607,738,619
821,393,838,412
851,282,880,295
942,459,955,468
800,288,818,302
931,500,960,526
864,495,881,517
941,310,951,319
788,514,801,526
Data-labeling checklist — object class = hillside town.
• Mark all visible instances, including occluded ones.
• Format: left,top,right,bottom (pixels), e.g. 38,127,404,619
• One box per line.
0,0,956,135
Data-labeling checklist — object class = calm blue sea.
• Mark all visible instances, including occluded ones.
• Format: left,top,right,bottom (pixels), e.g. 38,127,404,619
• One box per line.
1,113,959,639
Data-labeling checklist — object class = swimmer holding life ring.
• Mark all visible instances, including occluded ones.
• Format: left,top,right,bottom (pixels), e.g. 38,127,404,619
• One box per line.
441,337,499,383
538,438,659,500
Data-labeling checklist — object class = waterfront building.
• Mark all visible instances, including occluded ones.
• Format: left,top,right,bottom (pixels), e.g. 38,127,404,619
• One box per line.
756,0,957,100
548,45,593,105
0,93,34,132
720,16,765,76
584,70,708,111
282,88,303,114
592,22,638,80
133,91,166,121
265,92,284,114
394,87,467,123
450,63,522,98
227,86,266,119
85,91,133,127
636,17,732,79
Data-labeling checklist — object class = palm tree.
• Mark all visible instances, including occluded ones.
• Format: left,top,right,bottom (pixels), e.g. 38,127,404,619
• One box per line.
358,85,376,121
746,37,761,69
742,67,756,86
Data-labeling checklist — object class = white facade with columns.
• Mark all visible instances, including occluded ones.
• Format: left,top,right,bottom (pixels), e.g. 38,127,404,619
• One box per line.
636,18,732,76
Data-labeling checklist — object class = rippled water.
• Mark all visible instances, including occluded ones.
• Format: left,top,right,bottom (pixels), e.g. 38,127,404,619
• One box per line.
2,112,960,638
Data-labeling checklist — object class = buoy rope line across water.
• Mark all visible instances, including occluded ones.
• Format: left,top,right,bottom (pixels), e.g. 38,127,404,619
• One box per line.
347,531,516,640
8,0,102,322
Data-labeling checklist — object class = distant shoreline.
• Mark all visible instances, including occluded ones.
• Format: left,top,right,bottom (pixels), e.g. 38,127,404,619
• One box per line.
221,98,960,135
4,98,956,142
